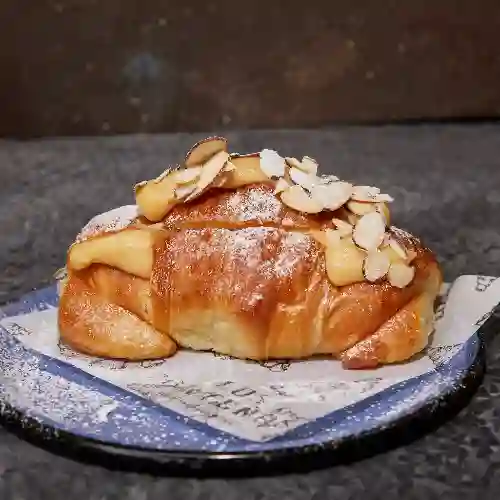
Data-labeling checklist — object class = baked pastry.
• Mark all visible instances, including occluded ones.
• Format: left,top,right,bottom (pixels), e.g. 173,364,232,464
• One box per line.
57,137,442,369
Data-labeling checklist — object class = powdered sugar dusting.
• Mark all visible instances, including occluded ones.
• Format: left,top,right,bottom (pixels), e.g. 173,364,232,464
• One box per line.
76,205,139,242
224,185,283,223
0,337,118,427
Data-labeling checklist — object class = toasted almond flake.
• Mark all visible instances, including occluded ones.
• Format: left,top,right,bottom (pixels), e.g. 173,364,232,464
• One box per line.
301,156,319,175
373,193,394,203
174,167,202,184
260,149,286,178
347,200,377,215
184,151,229,202
351,185,380,201
324,228,342,247
388,262,415,288
331,218,353,237
346,211,359,225
134,180,148,192
388,237,407,260
185,137,227,167
352,211,386,251
153,168,172,184
320,174,340,184
175,184,197,199
274,177,291,194
289,167,319,191
363,251,391,282
285,157,302,169
280,184,324,213
311,181,352,211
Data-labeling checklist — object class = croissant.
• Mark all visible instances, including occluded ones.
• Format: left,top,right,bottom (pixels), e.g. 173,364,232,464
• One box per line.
58,137,442,369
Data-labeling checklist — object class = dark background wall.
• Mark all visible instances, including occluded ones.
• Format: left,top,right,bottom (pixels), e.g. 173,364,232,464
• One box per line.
1,1,500,138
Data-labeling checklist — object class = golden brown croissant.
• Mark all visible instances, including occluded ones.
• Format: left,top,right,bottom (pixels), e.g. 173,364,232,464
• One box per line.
58,137,442,369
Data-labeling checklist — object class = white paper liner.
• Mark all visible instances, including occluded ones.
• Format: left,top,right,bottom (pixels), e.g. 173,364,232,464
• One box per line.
0,274,497,442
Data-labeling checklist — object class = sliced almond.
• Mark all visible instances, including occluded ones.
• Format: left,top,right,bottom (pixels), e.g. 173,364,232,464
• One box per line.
388,262,415,288
289,167,319,191
363,251,391,282
320,174,340,184
373,193,394,203
346,211,359,225
347,200,377,216
285,157,302,169
185,137,227,168
388,237,407,260
325,239,366,287
351,185,380,202
310,181,352,211
184,151,230,202
280,184,324,213
274,177,291,194
260,149,286,179
153,168,173,184
174,167,202,185
301,156,319,175
134,180,148,192
331,218,353,237
175,183,198,200
352,212,386,251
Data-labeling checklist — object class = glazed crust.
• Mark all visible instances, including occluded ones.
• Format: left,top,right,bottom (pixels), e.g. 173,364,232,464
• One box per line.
58,184,442,369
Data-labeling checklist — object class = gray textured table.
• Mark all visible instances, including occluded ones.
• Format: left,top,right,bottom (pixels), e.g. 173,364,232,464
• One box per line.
1,125,500,499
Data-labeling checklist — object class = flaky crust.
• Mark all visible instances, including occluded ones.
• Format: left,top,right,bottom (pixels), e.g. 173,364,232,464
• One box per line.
58,184,442,369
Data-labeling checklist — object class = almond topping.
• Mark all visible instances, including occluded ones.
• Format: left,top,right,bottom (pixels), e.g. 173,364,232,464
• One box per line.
331,218,353,237
280,184,324,213
374,193,394,203
347,200,377,216
363,251,391,282
185,137,227,168
352,212,386,251
260,149,286,178
388,262,415,288
175,184,198,200
174,167,202,185
184,151,230,202
301,156,319,175
153,168,172,184
388,237,407,260
320,174,340,184
285,157,302,169
310,181,352,211
289,167,319,191
351,185,380,201
274,177,291,194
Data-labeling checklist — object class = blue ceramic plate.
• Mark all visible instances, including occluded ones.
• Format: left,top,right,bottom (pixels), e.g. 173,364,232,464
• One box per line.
0,283,491,475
